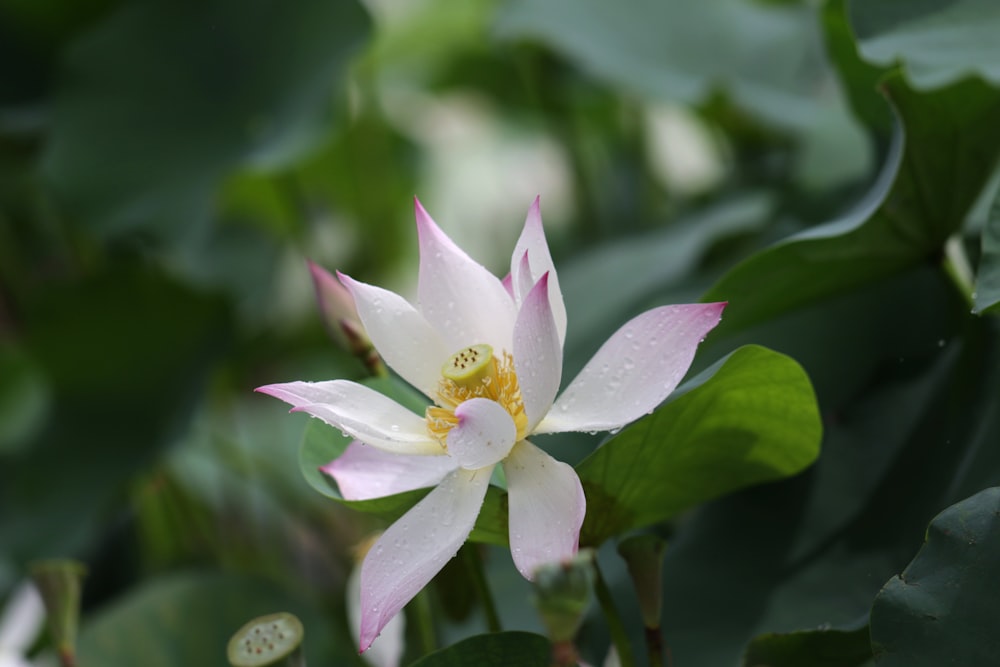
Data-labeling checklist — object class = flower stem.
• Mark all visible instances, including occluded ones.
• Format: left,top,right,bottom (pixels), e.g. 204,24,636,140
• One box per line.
943,235,976,309
413,588,437,655
463,544,502,633
592,561,636,667
645,626,666,667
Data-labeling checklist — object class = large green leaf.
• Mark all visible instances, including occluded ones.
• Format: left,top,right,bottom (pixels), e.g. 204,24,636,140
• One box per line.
704,75,1000,334
0,265,232,560
657,269,1000,666
741,625,873,667
870,487,1000,666
407,631,550,667
40,0,369,241
974,184,1000,314
495,0,836,130
296,376,509,545
77,571,353,667
576,345,821,546
849,0,1000,89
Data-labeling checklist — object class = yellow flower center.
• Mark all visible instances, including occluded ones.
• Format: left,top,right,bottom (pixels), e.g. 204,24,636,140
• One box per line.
426,344,528,446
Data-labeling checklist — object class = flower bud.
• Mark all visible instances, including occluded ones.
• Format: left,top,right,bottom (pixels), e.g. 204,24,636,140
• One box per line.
307,261,382,375
29,559,86,667
616,534,666,629
531,549,595,644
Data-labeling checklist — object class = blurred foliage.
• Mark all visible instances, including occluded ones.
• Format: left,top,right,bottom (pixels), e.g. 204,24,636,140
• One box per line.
2,0,1000,665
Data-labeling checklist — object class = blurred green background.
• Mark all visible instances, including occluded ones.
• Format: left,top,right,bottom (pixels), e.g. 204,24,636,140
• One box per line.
2,0,999,665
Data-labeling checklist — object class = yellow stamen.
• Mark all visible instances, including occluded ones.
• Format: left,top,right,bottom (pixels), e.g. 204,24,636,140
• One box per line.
426,345,528,446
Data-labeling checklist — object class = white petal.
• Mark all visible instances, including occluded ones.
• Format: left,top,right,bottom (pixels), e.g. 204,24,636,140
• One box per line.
256,380,442,455
348,563,405,667
447,398,517,469
359,467,491,651
511,197,567,345
339,273,450,399
321,441,457,501
414,197,517,354
514,272,562,432
514,250,534,306
503,441,585,579
535,302,726,435
0,582,44,652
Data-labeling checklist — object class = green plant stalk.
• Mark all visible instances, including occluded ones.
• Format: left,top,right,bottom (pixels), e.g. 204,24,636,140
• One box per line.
462,545,502,633
645,626,665,667
413,588,437,655
592,562,636,667
944,235,976,309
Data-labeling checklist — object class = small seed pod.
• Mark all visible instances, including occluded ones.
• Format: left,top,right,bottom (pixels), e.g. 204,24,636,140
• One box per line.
226,612,305,667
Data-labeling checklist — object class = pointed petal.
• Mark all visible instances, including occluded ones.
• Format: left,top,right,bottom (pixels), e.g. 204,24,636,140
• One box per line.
514,251,534,305
256,380,442,455
359,467,491,651
511,197,567,345
535,303,727,435
321,441,457,501
339,273,450,399
447,398,517,469
501,272,515,299
348,564,405,667
414,197,517,354
503,441,585,579
514,272,562,432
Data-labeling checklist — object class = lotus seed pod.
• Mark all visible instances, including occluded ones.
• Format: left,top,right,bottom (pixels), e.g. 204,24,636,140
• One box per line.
226,612,305,667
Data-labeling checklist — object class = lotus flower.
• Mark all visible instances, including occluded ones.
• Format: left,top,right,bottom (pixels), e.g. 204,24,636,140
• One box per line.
257,197,725,650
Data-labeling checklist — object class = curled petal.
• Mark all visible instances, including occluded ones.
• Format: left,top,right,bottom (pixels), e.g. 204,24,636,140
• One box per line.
447,398,517,469
511,197,566,345
321,441,457,501
535,303,726,435
514,272,562,432
503,440,585,579
414,197,517,354
359,467,491,651
339,273,450,399
256,380,442,455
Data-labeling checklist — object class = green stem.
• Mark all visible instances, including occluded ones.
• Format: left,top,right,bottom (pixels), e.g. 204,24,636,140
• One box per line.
413,588,437,655
944,235,976,309
645,626,665,667
463,545,502,633
592,561,636,667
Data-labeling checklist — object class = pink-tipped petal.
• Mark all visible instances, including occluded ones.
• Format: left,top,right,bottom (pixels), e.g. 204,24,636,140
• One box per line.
256,380,442,455
501,272,515,299
322,441,457,501
503,440,585,579
414,197,517,354
339,273,450,399
447,398,517,470
510,197,567,345
514,251,534,305
514,273,562,432
534,302,727,435
359,467,491,651
348,564,405,667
